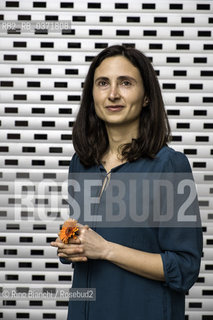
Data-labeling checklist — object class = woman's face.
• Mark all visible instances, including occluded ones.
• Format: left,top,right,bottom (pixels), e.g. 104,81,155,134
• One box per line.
92,55,146,127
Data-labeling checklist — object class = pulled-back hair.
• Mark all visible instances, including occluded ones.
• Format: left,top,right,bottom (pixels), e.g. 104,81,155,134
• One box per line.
72,45,171,167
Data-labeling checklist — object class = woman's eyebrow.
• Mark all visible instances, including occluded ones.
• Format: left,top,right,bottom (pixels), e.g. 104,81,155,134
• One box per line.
94,75,137,83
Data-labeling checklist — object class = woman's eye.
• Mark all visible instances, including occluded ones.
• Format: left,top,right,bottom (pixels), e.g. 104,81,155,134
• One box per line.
121,80,132,86
98,80,108,87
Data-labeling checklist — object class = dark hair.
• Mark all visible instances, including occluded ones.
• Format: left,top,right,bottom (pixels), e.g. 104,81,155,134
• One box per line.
72,45,171,167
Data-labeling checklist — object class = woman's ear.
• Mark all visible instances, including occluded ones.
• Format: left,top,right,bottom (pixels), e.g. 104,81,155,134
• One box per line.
143,96,149,107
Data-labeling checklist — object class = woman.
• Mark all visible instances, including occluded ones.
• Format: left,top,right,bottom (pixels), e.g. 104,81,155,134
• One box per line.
51,45,203,320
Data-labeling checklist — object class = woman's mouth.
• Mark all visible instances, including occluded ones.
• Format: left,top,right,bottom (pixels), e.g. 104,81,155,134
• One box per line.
105,105,125,112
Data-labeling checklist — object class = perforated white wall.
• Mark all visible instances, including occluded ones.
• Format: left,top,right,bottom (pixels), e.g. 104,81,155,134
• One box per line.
0,0,213,319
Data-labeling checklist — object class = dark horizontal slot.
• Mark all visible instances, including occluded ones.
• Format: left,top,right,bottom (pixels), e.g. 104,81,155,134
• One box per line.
4,249,17,255
60,2,74,8
62,29,75,35
0,185,8,190
0,81,13,87
194,110,206,116
196,136,209,142
35,29,48,35
115,3,128,9
42,121,55,127
72,16,86,22
190,83,203,90
85,56,95,62
154,17,167,23
155,70,160,76
69,121,75,127
31,55,44,61
13,94,27,100
31,250,44,255
43,173,56,179
43,314,56,319
167,109,180,115
202,290,213,296
177,123,190,129
45,263,58,268
203,97,213,103
32,160,45,166
170,3,182,9
116,30,129,36
19,237,33,243
198,31,211,37
61,134,72,140
206,240,213,245
127,17,140,23
193,57,207,63
40,95,54,100
49,147,63,153
173,70,187,76
170,30,184,36
33,224,46,230
19,262,32,268
0,262,5,267
95,43,108,49
49,186,61,192
6,275,18,280
4,54,17,60
7,29,21,34
142,3,155,9
143,30,157,36
196,277,205,283
7,133,20,139
0,236,6,242
33,2,46,8
16,313,29,319
18,15,31,20
176,97,189,103
16,172,29,178
40,42,54,48
59,108,72,114
15,121,28,126
54,82,67,88
45,15,58,21
11,68,24,74
0,14,3,19
189,302,202,308
88,2,101,8
163,83,176,89
5,159,18,165
58,55,71,61
4,301,16,306
89,29,102,35
209,18,213,23
197,4,210,10
201,71,213,76
34,134,47,140
46,237,57,243
6,1,19,7
67,95,80,101
47,211,61,217
27,81,40,87
171,136,182,141
204,44,213,50
184,149,197,155
5,107,18,113
68,42,81,48
167,57,180,63
0,210,7,216
56,301,68,306
204,123,213,128
149,43,162,49
181,17,195,23
8,198,21,204
22,185,35,192
176,44,190,50
58,275,72,281
65,69,78,75
32,108,45,114
123,43,136,49
32,275,45,281
13,41,26,47
99,16,113,22
59,160,70,166
30,301,43,306
38,68,51,74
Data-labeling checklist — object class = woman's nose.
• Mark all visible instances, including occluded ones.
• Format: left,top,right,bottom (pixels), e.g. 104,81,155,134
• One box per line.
108,85,120,101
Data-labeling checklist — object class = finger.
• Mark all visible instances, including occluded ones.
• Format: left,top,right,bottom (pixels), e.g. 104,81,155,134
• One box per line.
68,237,81,244
50,241,71,249
66,256,88,262
58,246,84,255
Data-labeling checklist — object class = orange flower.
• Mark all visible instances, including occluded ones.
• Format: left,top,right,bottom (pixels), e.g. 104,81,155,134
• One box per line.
59,219,79,244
